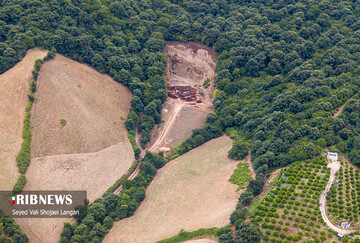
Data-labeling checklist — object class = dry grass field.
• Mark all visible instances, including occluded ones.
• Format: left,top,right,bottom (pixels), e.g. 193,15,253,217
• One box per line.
24,142,134,200
0,49,47,190
16,54,134,243
18,142,134,243
104,136,240,243
30,54,132,157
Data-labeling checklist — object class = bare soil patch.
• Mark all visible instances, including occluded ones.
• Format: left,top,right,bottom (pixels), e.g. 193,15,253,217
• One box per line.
31,54,132,157
333,96,354,118
147,42,217,153
17,54,134,243
183,237,218,243
104,136,240,243
0,48,47,189
17,142,134,243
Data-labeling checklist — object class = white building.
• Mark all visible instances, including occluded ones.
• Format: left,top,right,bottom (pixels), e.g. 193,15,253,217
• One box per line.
340,222,350,229
328,152,338,162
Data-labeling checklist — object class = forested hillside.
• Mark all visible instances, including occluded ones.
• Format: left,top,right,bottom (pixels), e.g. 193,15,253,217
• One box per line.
168,0,360,171
1,0,360,242
2,0,359,164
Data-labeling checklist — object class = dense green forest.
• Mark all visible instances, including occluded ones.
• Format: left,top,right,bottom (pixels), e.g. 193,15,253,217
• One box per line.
1,0,360,242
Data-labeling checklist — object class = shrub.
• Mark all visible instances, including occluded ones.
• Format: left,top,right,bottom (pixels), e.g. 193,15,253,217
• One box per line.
13,175,26,193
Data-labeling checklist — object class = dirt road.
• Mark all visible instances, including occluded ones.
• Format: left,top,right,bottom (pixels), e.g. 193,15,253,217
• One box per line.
334,97,354,118
247,148,256,179
114,103,183,195
319,161,355,235
148,102,183,152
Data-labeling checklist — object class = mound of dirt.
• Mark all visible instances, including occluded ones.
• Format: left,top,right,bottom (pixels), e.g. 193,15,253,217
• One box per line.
0,49,47,189
168,86,200,102
104,136,239,243
30,54,132,157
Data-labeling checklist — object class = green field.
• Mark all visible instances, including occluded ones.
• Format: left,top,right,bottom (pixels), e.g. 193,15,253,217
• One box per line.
250,157,342,242
327,157,360,227
229,162,252,190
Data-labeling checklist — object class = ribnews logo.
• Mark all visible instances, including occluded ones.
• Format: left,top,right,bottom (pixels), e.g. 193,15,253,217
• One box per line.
11,193,73,205
0,191,87,218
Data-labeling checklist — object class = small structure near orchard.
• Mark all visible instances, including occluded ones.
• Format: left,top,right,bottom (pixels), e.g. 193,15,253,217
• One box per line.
340,222,351,229
327,152,338,162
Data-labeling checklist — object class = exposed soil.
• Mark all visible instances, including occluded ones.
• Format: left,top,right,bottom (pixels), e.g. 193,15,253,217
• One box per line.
246,148,256,179
31,54,132,157
333,96,354,118
261,168,281,194
104,136,240,243
0,49,47,190
147,42,217,153
17,142,134,243
168,86,201,102
16,54,134,243
184,237,218,243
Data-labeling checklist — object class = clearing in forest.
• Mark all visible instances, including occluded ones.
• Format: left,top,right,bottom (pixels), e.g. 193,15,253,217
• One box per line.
17,54,134,243
0,49,47,190
104,136,240,243
147,42,217,154
30,54,133,157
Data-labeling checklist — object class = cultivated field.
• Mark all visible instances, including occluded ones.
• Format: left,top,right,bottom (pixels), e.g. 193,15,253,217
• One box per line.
30,54,132,157
0,49,47,190
147,42,217,153
327,156,360,229
17,142,134,243
16,54,134,243
24,142,133,200
250,157,344,242
104,136,240,243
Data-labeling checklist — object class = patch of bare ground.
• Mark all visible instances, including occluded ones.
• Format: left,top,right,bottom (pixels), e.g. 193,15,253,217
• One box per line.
17,142,134,243
0,49,47,189
16,54,134,243
30,54,132,157
182,237,218,243
147,42,217,153
150,100,210,152
104,136,240,243
262,168,282,193
333,96,354,118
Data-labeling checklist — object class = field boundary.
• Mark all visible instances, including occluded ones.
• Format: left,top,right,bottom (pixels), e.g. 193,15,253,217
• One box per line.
157,227,220,243
12,50,54,193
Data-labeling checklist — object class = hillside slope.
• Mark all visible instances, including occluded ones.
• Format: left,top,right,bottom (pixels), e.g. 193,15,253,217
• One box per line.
0,49,47,189
104,136,239,243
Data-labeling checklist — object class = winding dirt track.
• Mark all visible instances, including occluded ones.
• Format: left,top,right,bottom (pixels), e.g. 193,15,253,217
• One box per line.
114,102,184,195
334,97,354,118
247,148,256,179
319,161,355,235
